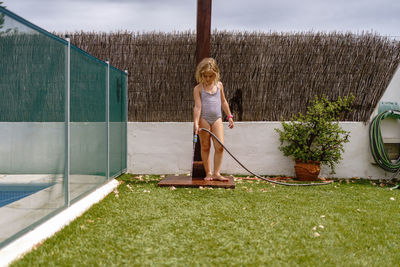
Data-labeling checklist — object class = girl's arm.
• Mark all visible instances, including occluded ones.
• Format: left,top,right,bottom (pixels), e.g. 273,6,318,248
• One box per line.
193,85,202,134
219,82,234,129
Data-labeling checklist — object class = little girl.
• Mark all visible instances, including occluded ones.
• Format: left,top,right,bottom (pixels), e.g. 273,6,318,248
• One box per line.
193,57,234,181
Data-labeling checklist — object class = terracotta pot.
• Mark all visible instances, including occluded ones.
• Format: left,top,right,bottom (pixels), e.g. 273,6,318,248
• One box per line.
294,160,321,181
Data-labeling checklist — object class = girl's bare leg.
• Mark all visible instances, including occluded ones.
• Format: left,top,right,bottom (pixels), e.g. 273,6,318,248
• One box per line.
211,118,228,181
198,118,213,180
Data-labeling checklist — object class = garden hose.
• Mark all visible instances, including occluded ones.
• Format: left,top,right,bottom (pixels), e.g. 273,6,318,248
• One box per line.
369,109,400,180
196,128,333,186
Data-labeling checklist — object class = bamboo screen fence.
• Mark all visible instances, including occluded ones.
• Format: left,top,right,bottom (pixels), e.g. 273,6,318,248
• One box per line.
66,31,400,122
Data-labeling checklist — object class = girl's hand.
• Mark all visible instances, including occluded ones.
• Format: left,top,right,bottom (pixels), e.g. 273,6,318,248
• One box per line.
228,118,234,129
194,123,199,134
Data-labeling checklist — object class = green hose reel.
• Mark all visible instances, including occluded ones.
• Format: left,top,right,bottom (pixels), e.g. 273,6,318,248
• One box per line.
369,102,400,173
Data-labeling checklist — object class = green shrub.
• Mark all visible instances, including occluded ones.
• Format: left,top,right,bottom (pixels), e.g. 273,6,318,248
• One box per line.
275,94,354,173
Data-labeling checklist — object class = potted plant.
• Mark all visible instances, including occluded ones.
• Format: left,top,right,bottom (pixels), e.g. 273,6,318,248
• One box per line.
275,95,354,180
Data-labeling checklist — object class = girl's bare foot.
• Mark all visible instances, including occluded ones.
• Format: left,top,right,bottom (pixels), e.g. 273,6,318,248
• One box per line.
204,174,214,181
213,174,229,182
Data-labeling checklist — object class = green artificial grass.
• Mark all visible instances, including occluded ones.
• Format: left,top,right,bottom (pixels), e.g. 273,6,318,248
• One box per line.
12,174,400,266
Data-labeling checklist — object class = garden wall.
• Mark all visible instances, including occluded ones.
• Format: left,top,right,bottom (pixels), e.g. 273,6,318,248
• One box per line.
0,122,123,175
381,65,400,105
1,121,398,179
127,121,400,179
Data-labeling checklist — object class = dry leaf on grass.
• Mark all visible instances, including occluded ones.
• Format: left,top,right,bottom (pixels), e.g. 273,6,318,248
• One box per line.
126,184,133,191
113,189,119,198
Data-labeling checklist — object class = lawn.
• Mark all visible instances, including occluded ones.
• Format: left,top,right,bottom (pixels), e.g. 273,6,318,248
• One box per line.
12,174,400,266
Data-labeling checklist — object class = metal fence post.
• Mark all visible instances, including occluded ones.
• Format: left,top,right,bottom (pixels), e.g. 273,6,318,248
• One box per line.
106,60,110,180
125,69,128,173
65,35,71,207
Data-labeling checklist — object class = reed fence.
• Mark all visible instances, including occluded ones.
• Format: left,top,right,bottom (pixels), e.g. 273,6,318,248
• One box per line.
65,31,400,122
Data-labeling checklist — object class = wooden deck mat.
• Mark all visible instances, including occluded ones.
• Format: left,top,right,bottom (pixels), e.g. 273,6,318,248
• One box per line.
158,175,235,189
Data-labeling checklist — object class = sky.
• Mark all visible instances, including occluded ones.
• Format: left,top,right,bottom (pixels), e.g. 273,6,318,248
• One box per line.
2,0,400,38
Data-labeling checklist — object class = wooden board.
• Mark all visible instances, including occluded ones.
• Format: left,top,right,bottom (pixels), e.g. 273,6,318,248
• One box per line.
158,175,235,189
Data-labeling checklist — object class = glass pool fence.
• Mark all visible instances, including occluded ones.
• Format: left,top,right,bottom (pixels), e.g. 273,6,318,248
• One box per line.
0,6,127,248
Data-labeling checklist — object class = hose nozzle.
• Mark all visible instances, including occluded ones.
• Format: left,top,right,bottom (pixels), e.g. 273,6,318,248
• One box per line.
193,134,198,143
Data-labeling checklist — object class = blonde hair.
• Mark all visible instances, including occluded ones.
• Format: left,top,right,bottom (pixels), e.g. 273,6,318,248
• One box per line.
195,57,220,84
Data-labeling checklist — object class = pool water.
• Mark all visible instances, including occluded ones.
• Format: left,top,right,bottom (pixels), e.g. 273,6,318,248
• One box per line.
0,183,54,207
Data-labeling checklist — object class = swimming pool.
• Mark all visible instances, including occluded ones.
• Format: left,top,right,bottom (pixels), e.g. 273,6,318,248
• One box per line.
0,183,54,207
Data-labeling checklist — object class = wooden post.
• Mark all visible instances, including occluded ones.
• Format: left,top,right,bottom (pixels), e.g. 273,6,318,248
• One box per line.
192,0,212,179
195,0,212,65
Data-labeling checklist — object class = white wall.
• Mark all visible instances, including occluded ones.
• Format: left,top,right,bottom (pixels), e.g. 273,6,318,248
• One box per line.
1,121,398,179
0,122,66,174
127,122,193,174
128,122,399,179
379,65,400,106
0,122,120,175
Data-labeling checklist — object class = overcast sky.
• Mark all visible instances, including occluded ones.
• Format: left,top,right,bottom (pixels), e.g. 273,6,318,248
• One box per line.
2,0,400,38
